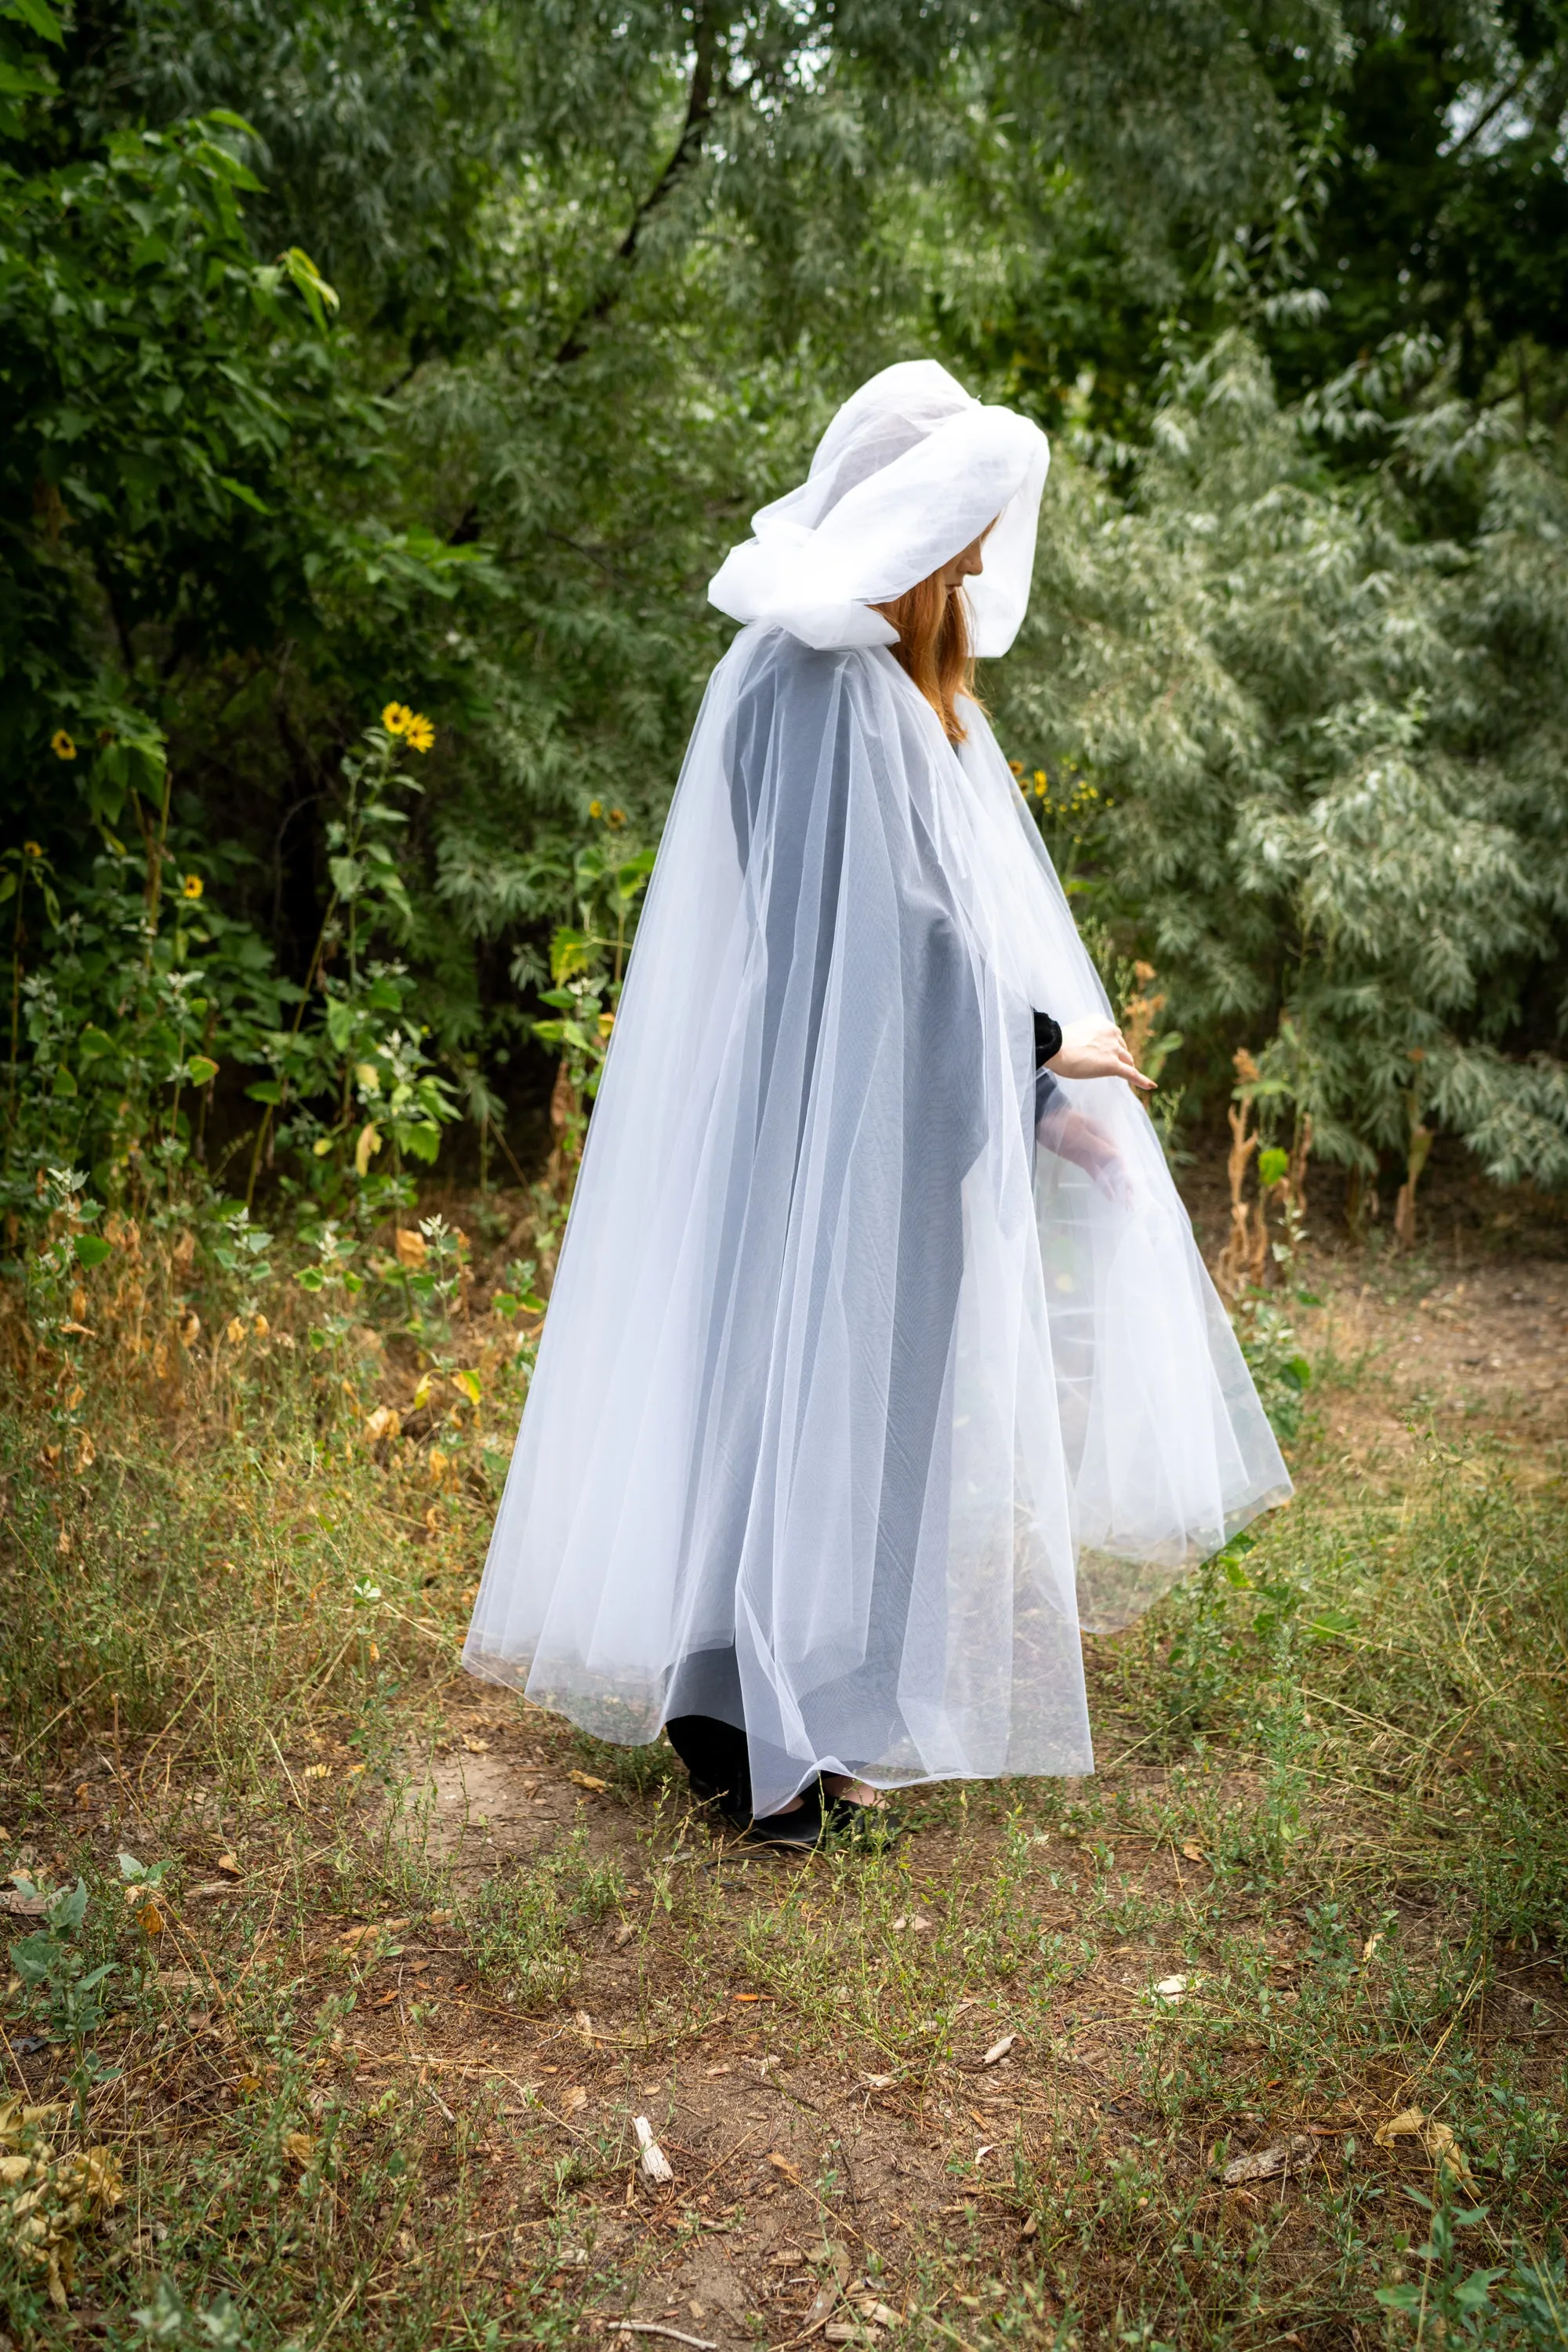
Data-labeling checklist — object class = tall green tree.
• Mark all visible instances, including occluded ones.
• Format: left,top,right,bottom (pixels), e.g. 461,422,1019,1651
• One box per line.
3,0,1566,1212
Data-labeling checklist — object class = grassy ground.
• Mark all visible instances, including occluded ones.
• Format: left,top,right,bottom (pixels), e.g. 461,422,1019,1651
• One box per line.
1,1189,1565,2351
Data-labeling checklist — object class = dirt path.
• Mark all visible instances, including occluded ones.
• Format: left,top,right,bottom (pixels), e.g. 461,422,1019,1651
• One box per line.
328,1231,1566,2343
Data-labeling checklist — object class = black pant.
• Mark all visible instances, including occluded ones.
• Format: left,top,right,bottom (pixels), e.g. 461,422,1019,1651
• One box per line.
665,1711,754,1814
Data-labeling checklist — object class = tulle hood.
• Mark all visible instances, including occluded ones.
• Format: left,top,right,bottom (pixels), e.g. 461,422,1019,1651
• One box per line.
707,360,1050,655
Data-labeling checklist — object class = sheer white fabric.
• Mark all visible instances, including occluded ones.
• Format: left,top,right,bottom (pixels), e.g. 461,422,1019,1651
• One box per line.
463,363,1290,1814
709,360,1049,655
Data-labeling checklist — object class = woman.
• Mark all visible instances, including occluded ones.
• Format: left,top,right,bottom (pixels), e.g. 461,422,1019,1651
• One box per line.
464,362,1290,1842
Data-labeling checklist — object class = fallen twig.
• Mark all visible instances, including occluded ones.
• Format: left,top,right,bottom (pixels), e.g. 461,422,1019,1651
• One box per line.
608,2326,717,2350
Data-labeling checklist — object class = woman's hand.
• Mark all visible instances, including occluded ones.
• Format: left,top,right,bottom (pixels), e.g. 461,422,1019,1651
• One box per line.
1037,1101,1134,1207
1047,1015,1155,1091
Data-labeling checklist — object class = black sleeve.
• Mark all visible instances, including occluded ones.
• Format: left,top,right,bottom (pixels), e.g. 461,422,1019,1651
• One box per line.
1032,1010,1062,1126
1033,1011,1062,1070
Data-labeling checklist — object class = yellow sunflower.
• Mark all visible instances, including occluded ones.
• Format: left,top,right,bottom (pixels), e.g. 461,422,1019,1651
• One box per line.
183,874,204,900
51,730,76,760
404,713,435,754
382,702,412,735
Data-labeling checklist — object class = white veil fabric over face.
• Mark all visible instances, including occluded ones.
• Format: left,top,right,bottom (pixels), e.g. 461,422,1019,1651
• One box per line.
463,361,1290,1816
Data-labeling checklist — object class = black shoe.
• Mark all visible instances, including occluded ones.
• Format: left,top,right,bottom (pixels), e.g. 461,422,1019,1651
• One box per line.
742,1782,826,1849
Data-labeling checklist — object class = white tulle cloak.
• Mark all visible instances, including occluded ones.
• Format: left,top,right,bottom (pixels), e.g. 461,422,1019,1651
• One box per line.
463,623,1290,1814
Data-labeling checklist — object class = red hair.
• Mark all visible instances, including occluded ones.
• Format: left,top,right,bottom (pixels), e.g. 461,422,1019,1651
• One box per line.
878,571,979,744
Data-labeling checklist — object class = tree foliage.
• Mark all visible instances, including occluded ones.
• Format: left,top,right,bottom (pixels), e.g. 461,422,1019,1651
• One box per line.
2,0,1566,1229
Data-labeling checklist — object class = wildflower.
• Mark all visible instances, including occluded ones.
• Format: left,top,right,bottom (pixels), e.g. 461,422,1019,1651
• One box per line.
404,713,435,753
588,800,604,820
608,807,626,828
382,702,412,735
1033,769,1046,786
51,731,76,760
1008,760,1023,775
24,840,42,858
182,874,204,900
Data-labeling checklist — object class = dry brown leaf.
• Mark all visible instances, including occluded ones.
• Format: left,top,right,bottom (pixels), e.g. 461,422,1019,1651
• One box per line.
1373,2106,1427,2148
614,1922,637,1947
568,1769,608,1792
1373,2105,1474,2182
154,1971,201,1991
1151,1974,1189,2002
0,2122,125,2312
363,1406,401,1443
0,2101,70,2143
215,1853,242,1877
0,1889,49,1918
1425,2121,1476,2184
462,1736,491,1755
1361,1931,1385,1964
394,1228,427,1270
574,2009,594,2038
1220,2135,1313,2187
284,2132,316,2169
562,2087,588,2115
982,2033,1016,2067
427,1908,452,1927
139,1903,165,1937
301,1762,330,1782
863,2073,897,2090
767,2153,802,2183
1180,1842,1206,1863
800,2281,840,2335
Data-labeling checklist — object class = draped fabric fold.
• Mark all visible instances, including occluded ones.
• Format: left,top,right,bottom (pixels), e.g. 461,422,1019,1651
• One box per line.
463,364,1290,1816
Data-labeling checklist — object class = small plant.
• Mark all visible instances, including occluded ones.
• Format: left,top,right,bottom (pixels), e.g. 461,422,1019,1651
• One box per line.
1011,756,1116,902
463,1830,626,2002
244,702,457,1212
8,1879,119,2128
1214,1040,1316,1437
532,818,655,1196
132,2275,251,2347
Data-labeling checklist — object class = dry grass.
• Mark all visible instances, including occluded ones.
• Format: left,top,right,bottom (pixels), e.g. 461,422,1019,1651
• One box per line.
1,1195,1566,2352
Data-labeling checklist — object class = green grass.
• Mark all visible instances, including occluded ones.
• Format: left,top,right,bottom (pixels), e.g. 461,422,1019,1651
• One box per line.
1,1214,1566,2350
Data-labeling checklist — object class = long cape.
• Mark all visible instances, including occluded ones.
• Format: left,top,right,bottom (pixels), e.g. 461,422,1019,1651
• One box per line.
463,623,1290,1814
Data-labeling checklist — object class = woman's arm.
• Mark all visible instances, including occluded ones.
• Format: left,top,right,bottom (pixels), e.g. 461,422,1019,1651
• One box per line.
1031,1012,1149,1207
